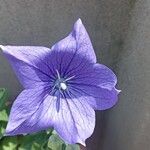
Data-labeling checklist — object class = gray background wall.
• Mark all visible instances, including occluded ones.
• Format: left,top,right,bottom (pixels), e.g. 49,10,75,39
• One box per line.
0,0,150,150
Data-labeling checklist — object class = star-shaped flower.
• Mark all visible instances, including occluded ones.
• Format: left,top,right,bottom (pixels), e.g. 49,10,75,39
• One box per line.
0,19,120,146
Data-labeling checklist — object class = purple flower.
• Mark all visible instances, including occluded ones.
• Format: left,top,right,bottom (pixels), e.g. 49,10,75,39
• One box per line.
0,19,120,146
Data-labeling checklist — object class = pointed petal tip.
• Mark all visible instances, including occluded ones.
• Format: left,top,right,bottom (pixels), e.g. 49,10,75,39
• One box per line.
77,18,82,23
116,89,122,94
4,127,11,136
0,45,9,54
76,137,86,147
4,123,18,136
0,45,5,51
74,18,83,26
113,87,121,94
80,141,86,147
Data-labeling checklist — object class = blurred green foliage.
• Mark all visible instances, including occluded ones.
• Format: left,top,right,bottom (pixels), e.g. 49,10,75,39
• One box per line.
0,88,80,150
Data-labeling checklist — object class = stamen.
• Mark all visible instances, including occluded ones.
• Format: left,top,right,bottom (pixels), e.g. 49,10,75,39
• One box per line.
53,69,69,91
56,69,61,79
64,75,75,82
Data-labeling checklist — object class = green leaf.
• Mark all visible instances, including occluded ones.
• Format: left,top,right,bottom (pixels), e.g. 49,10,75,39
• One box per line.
0,121,7,139
48,133,64,150
0,109,8,121
0,109,8,139
18,131,50,150
0,136,18,150
0,88,9,110
65,144,80,150
48,131,80,150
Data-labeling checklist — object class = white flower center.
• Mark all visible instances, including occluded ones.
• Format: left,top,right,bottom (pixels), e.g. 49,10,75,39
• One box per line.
53,69,75,92
60,82,67,90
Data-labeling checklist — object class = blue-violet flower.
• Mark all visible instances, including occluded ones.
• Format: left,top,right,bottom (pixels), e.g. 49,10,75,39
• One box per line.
0,19,120,146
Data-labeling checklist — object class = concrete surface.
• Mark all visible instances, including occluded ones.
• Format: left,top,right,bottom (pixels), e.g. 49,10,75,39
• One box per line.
101,0,150,150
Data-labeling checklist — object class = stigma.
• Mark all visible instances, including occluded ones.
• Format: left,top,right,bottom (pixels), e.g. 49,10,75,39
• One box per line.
60,82,67,90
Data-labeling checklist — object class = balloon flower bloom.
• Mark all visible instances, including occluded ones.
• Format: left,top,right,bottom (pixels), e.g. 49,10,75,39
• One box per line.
0,19,120,146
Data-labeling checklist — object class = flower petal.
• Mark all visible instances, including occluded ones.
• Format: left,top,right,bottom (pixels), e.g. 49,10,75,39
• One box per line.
5,88,95,146
69,73,120,110
33,93,95,146
0,45,53,88
68,63,117,90
65,62,119,110
54,95,95,146
50,19,96,76
72,18,96,63
5,87,49,135
70,82,120,110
